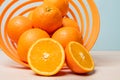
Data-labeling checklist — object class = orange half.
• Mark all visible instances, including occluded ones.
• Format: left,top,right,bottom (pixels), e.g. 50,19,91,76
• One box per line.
28,38,65,76
65,41,94,73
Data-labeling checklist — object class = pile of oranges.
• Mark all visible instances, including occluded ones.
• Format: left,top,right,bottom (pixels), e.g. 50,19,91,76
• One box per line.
7,0,94,76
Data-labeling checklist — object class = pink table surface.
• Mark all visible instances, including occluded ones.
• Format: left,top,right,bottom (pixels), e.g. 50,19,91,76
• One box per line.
0,50,120,80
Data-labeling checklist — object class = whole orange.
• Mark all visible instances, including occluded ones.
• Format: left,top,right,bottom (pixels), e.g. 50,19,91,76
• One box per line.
44,0,69,16
28,10,33,21
7,16,32,43
32,4,62,34
17,28,50,63
52,27,83,48
62,17,80,30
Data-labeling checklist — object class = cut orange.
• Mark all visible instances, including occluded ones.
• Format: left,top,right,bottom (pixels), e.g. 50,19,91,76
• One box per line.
28,38,65,76
65,41,94,73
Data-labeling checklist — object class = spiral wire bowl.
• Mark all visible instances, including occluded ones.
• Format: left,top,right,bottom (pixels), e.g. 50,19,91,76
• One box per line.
0,0,100,67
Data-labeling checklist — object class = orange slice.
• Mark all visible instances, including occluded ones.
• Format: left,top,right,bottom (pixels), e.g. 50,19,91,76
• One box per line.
65,41,94,73
28,38,65,76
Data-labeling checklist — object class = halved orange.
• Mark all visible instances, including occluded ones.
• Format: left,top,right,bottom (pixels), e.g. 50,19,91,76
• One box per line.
65,41,94,73
28,38,65,76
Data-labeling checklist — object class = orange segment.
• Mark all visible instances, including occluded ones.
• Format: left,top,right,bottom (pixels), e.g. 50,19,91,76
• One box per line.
28,38,65,76
65,41,94,73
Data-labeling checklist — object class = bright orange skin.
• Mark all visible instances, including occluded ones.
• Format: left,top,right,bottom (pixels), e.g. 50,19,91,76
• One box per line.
28,10,33,21
7,16,32,43
52,27,83,48
17,28,50,63
62,17,80,30
44,0,69,16
32,4,62,34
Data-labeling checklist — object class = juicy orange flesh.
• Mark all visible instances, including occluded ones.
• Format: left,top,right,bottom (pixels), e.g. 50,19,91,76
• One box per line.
70,43,92,68
29,40,62,72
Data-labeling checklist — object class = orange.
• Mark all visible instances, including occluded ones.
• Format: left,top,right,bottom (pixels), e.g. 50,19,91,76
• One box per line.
62,17,80,30
32,4,62,34
7,16,32,43
65,41,94,73
28,38,65,76
44,0,69,16
28,10,33,21
52,27,83,48
17,28,50,63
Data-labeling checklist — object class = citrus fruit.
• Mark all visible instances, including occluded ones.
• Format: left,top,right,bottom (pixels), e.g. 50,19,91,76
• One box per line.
28,38,65,76
52,27,83,48
17,28,50,63
44,0,69,16
32,4,62,34
7,16,32,43
65,41,94,73
28,10,33,21
62,17,80,30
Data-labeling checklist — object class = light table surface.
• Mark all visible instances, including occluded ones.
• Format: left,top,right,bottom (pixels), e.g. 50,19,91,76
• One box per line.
0,50,120,80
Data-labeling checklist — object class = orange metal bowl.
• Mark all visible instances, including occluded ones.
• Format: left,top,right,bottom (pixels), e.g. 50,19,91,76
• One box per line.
0,0,100,67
